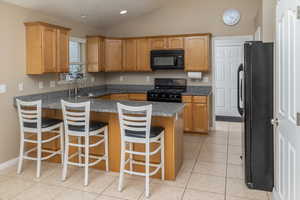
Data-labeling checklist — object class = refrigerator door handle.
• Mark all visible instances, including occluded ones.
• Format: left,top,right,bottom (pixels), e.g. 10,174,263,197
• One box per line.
237,64,244,115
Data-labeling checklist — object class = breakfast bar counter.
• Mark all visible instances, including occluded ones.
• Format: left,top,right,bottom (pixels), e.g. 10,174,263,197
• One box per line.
16,96,185,180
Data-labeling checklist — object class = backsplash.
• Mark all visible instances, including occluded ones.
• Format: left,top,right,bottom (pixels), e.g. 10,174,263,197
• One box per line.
104,71,211,86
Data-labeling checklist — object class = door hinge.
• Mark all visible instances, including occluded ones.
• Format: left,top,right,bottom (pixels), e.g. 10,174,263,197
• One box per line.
297,113,300,126
298,6,300,19
271,118,279,126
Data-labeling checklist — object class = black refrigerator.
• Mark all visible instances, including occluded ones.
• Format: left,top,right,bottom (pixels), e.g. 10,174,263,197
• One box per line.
237,41,274,191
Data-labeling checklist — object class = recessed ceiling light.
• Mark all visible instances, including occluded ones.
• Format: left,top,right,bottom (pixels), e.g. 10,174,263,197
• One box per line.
81,15,87,19
120,10,127,15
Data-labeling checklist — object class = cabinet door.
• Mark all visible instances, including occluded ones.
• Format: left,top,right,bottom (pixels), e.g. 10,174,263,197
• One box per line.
185,36,210,72
87,37,104,72
105,39,123,71
56,29,69,73
110,94,129,100
128,93,147,101
136,39,151,71
150,38,167,50
43,27,57,72
192,103,209,133
123,39,137,71
167,37,184,49
183,102,193,132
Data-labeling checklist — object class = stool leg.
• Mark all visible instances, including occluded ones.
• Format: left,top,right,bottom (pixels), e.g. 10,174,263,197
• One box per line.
145,142,150,198
78,137,82,165
36,133,42,178
84,135,90,186
104,127,109,172
17,132,25,174
118,141,125,192
129,142,133,173
59,123,64,164
62,134,69,181
161,133,165,181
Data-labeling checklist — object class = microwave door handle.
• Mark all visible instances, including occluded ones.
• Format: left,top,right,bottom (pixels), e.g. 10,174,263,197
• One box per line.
174,56,178,67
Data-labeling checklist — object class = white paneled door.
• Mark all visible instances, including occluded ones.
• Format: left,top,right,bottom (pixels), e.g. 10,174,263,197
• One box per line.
274,0,300,200
214,36,252,117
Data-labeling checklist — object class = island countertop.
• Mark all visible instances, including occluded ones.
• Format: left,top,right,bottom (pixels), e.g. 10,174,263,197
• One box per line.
16,96,185,117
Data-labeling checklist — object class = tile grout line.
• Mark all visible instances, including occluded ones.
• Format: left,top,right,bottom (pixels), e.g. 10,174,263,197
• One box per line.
180,135,206,200
224,125,230,200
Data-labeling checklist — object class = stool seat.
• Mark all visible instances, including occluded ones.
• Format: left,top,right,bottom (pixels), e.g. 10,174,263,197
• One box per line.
68,121,108,132
24,118,62,129
125,126,164,138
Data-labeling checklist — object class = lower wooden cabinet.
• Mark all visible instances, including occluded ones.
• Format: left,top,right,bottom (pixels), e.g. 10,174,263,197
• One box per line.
110,94,129,100
128,93,147,101
183,95,210,133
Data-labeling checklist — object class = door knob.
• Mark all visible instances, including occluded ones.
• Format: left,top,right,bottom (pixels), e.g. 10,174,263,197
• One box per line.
271,118,279,126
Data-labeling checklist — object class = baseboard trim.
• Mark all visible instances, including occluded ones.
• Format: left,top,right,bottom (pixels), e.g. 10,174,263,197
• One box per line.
216,115,243,122
0,158,18,170
272,189,281,200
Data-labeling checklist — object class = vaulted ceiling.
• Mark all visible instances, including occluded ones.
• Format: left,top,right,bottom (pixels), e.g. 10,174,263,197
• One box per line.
3,0,170,28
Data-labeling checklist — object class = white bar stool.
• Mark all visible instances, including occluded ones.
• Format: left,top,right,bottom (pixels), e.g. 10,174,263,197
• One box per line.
16,99,64,178
61,100,109,186
117,103,165,198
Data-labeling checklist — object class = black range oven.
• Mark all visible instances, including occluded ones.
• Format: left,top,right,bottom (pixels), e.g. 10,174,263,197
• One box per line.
151,50,184,70
147,78,187,103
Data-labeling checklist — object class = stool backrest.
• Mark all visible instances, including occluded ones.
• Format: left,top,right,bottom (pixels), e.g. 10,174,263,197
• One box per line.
16,99,42,131
61,100,90,134
117,103,152,140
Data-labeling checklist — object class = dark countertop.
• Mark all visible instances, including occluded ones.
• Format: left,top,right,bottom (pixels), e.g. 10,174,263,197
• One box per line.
33,97,185,117
14,84,212,117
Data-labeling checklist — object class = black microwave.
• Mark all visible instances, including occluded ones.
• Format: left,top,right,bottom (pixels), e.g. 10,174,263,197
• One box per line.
151,50,184,70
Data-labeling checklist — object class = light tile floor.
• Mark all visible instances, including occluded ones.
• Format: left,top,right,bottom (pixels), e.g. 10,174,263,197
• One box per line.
0,122,272,200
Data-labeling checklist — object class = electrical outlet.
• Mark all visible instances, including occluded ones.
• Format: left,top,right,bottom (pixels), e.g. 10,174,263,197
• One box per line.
91,77,95,83
146,76,150,82
38,81,44,89
0,84,7,94
18,83,24,91
120,76,124,82
203,77,209,83
50,81,56,88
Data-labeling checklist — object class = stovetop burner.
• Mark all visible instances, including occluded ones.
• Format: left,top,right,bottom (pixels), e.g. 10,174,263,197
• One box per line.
147,78,187,103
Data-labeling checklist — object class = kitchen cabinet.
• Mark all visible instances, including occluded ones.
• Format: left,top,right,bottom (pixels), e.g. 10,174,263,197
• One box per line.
136,39,151,71
182,95,210,133
105,39,123,71
128,93,147,101
25,22,71,74
56,29,70,73
167,37,184,49
150,38,167,50
110,94,129,100
182,96,193,132
184,35,211,72
123,39,137,71
87,36,105,72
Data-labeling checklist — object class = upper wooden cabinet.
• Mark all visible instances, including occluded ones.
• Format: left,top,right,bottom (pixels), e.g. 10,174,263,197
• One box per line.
87,36,105,72
104,39,123,72
150,38,167,50
86,33,211,73
123,39,137,71
57,29,70,73
184,35,211,72
25,22,71,74
136,39,151,71
167,37,184,49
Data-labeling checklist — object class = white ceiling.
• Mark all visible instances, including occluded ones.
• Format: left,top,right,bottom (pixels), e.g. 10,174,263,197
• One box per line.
3,0,169,29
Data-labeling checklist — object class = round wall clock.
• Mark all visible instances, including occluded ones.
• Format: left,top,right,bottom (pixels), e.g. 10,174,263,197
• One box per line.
223,9,241,26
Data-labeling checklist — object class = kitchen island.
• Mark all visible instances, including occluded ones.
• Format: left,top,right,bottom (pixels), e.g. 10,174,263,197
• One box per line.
16,96,184,180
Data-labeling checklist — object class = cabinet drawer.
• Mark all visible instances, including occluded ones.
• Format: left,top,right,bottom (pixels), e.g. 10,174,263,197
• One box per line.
128,93,147,101
182,96,192,103
193,96,207,104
